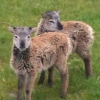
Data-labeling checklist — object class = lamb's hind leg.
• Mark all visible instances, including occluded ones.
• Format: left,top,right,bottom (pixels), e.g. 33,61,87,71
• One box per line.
83,54,92,77
76,48,92,77
56,62,68,98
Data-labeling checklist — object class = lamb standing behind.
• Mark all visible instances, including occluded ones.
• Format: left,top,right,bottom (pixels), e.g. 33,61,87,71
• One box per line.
34,11,94,85
8,27,72,100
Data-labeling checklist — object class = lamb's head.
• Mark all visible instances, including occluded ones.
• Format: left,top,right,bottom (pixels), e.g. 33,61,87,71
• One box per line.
8,27,33,51
42,10,63,31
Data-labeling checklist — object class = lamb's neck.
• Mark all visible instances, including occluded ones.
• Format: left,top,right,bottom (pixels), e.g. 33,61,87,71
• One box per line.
13,45,30,60
36,19,47,35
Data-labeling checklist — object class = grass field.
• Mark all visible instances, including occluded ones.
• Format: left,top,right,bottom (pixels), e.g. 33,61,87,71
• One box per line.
0,0,100,100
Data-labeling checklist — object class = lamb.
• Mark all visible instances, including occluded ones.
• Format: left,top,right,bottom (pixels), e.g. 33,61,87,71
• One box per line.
8,26,72,100
33,11,94,85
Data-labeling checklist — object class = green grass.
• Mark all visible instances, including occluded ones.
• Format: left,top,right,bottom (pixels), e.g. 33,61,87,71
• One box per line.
0,0,100,100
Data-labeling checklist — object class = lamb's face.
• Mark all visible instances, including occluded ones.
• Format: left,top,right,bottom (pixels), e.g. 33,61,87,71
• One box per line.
42,11,63,31
8,27,32,51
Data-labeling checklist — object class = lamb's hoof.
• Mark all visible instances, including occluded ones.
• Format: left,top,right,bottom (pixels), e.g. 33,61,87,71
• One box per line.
60,93,66,99
86,74,92,79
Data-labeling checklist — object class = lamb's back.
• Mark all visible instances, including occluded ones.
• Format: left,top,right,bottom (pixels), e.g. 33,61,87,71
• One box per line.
61,21,94,47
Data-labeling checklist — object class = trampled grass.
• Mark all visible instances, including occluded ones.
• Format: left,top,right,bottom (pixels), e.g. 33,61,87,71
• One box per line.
0,0,100,100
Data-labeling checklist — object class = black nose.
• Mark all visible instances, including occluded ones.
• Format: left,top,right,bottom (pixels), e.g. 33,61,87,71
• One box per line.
20,41,25,49
57,21,63,30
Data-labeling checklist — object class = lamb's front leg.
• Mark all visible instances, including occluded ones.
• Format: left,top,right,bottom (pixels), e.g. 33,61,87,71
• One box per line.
47,66,54,87
17,74,26,100
25,71,37,100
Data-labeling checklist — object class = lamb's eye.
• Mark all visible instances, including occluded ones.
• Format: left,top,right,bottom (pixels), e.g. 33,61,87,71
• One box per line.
27,36,30,39
15,35,18,38
49,20,55,23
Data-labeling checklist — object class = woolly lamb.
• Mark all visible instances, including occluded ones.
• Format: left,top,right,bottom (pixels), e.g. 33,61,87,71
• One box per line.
8,26,72,100
34,11,94,85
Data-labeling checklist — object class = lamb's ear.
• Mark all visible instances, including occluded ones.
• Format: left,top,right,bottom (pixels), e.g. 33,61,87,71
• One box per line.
29,27,38,34
42,12,46,18
42,13,45,18
55,10,60,14
8,27,16,33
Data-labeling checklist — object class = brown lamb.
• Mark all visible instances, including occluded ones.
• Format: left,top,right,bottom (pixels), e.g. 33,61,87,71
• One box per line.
33,11,94,85
8,26,72,100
